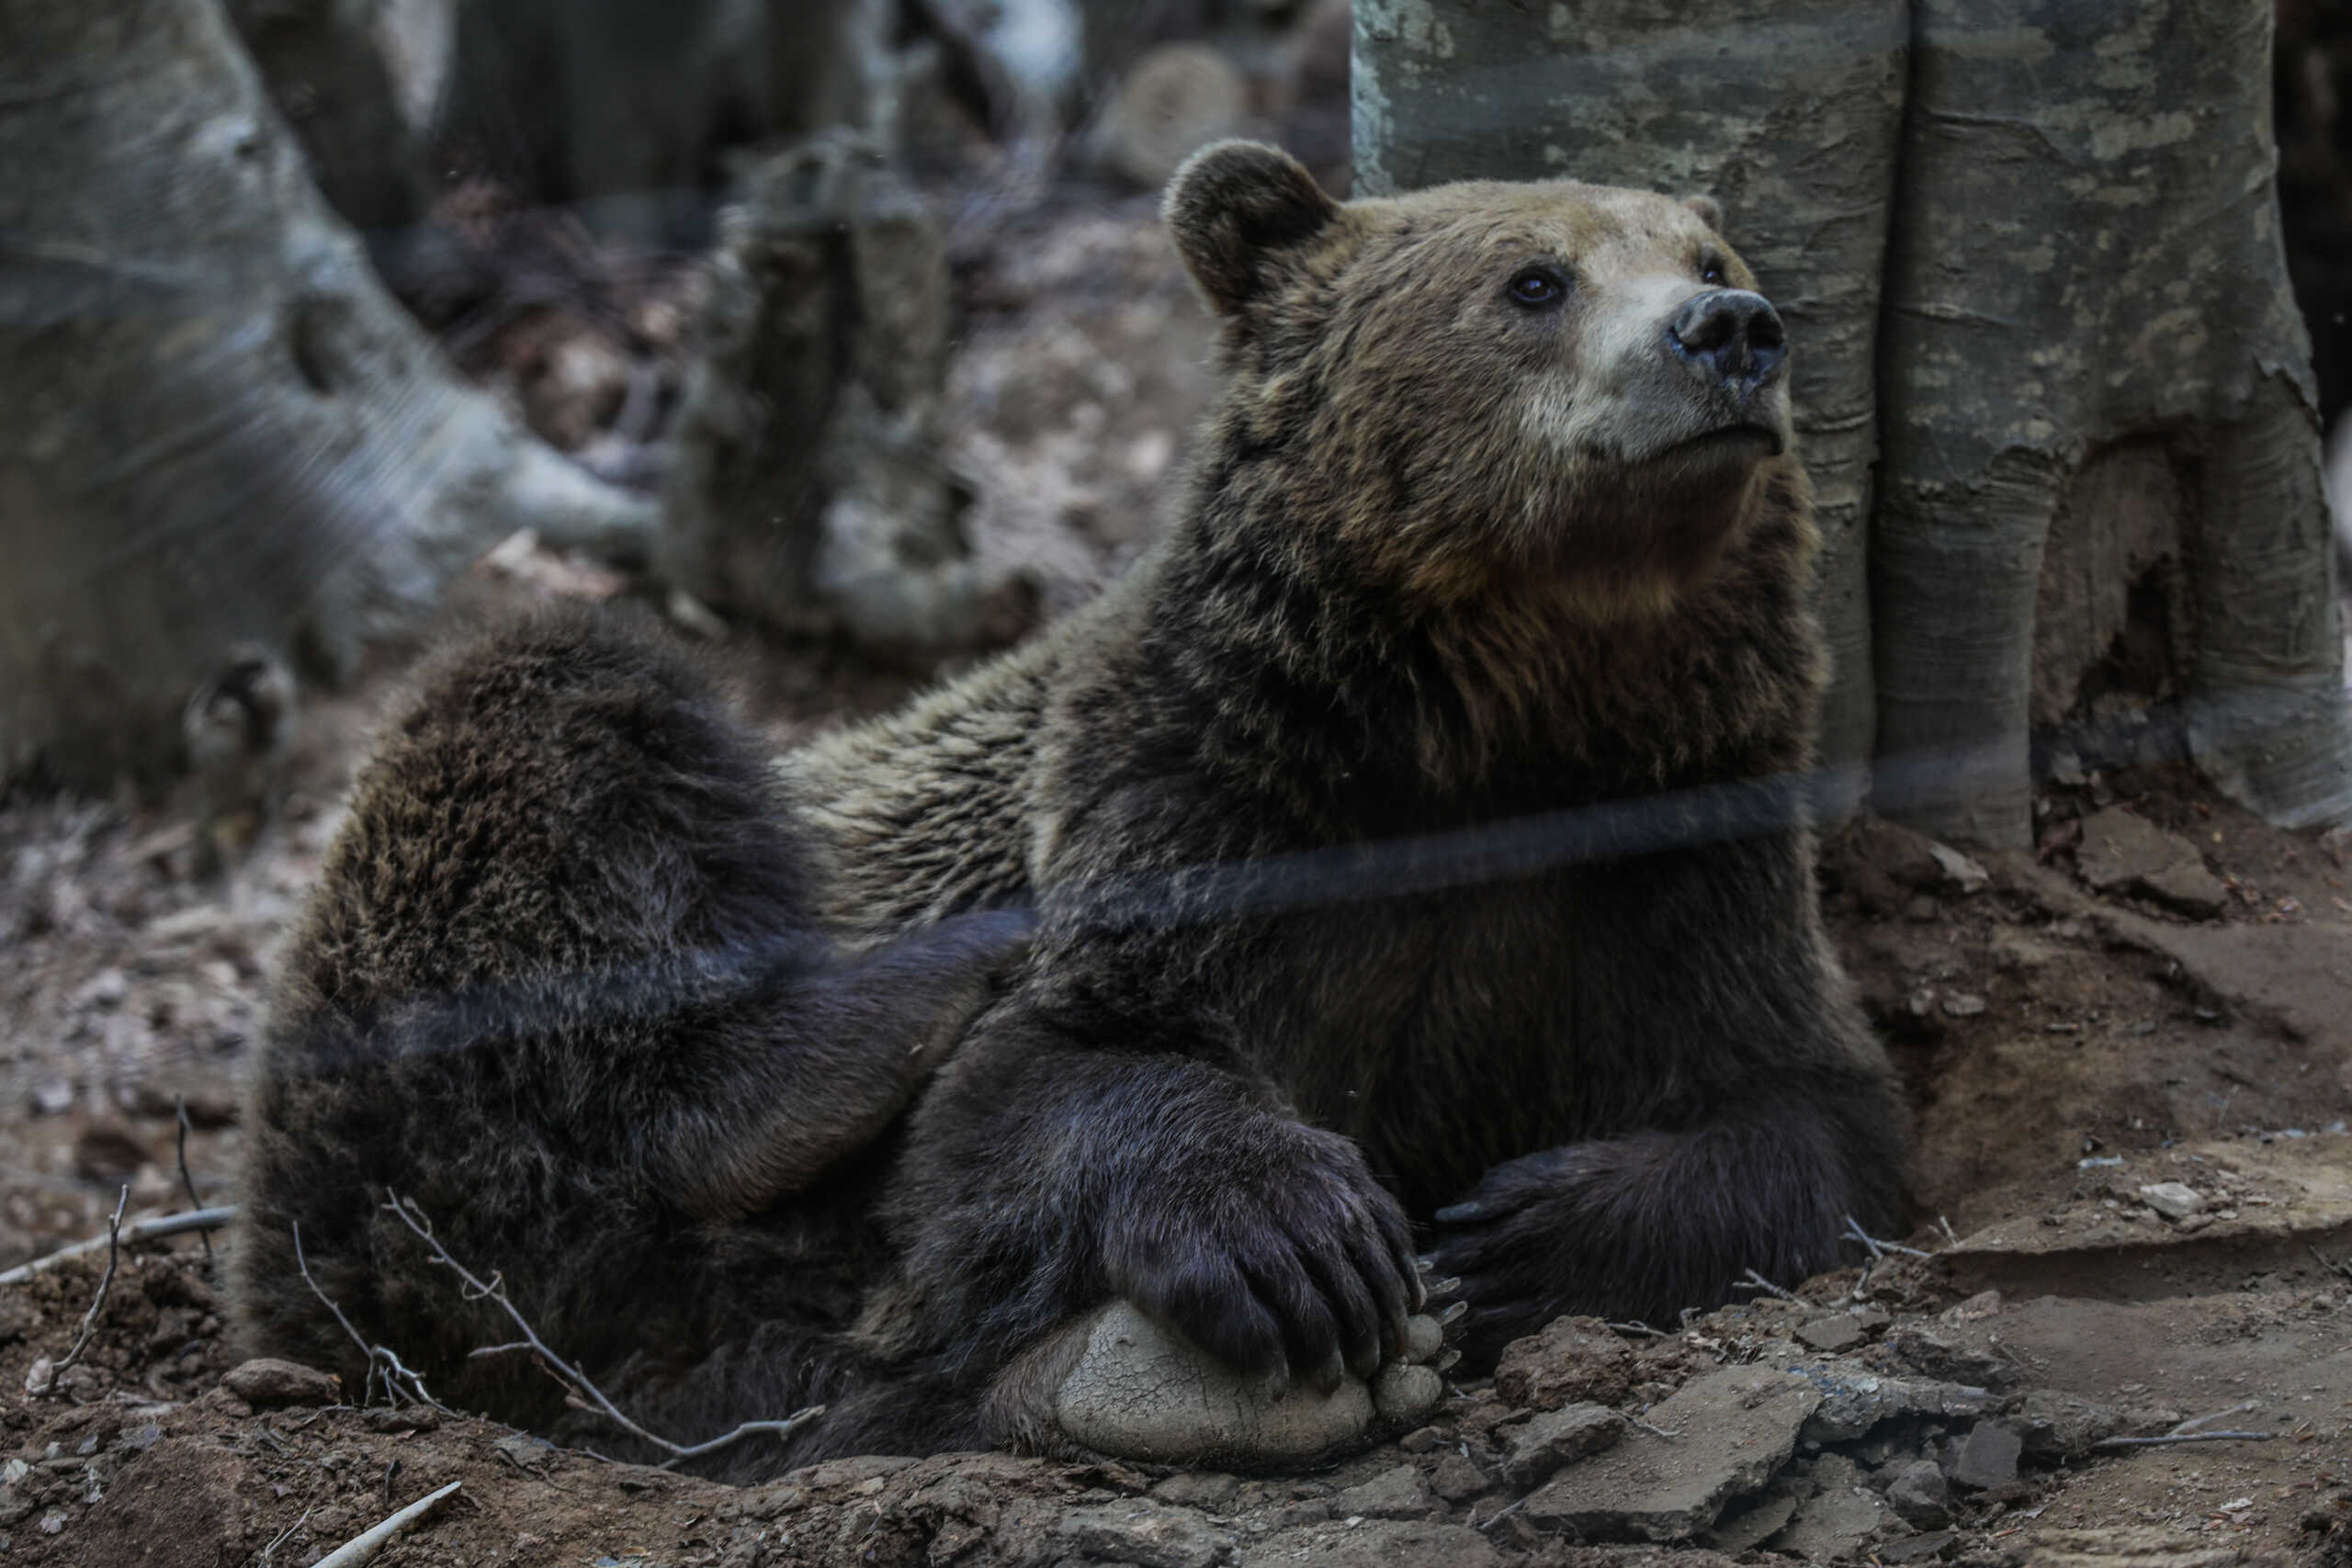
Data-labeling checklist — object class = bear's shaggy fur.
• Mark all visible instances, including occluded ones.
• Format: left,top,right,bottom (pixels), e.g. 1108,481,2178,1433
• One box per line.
234,142,1901,1473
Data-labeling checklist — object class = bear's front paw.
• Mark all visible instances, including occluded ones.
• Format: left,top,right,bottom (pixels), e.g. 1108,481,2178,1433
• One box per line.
1424,1146,1588,1364
1102,1122,1420,1393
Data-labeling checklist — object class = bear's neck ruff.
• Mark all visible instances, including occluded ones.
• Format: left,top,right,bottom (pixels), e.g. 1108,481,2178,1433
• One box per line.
1150,452,1819,815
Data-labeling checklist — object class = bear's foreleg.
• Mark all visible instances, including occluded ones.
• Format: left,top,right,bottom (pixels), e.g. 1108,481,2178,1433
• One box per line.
1424,1075,1903,1364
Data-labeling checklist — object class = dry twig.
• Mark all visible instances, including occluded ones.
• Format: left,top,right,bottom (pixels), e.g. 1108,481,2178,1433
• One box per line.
175,1096,213,1261
1842,1213,1929,1258
1731,1268,1800,1303
291,1222,451,1414
312,1480,461,1568
383,1193,823,1466
44,1186,128,1388
0,1204,237,1286
1627,1415,1683,1440
256,1505,313,1562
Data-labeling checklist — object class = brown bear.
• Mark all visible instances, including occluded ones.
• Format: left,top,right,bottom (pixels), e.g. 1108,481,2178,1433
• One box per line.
232,141,1901,1475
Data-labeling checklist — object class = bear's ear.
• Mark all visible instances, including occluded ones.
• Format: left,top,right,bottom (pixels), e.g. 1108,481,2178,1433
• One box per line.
1681,194,1724,231
1165,141,1343,316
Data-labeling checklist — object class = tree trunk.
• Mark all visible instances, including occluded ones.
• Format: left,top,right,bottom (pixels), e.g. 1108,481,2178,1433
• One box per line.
657,134,1030,659
1356,0,2352,845
0,0,654,792
1351,0,1906,818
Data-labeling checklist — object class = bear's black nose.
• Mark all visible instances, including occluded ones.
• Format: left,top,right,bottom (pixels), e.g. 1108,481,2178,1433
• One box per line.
1667,289,1787,400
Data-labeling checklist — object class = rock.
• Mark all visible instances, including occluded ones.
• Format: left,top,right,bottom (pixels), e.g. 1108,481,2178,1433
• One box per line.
1885,1329,2019,1391
1845,817,1949,890
1904,894,1941,923
1498,1403,1626,1487
1492,1316,1639,1409
1151,1472,1239,1508
1778,1456,1896,1562
1878,1531,1960,1563
1239,1521,1499,1568
1941,992,1987,1018
1396,1427,1441,1454
1056,1500,1235,1568
2012,1389,2123,1461
1947,1420,2022,1491
1329,1464,1431,1521
1428,1452,1487,1503
1795,1316,1866,1353
1054,1301,1385,1465
1792,1369,1995,1444
2138,1180,2205,1219
2075,808,2229,918
1521,1366,1822,1541
220,1357,340,1407
1928,842,1992,894
1886,1459,1952,1529
1371,1362,1442,1421
1705,1487,1800,1553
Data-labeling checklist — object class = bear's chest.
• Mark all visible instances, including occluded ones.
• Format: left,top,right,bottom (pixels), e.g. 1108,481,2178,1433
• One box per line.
1239,831,1799,1215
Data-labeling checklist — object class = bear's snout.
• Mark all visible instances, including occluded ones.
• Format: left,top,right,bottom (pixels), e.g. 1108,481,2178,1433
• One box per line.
1666,288,1787,403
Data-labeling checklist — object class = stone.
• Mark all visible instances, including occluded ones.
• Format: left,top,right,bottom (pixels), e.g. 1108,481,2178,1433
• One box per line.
1238,1521,1499,1568
2138,1180,2205,1219
1886,1460,1951,1529
1845,817,1949,890
1884,1330,2018,1391
2012,1390,2122,1461
1705,1487,1800,1553
1152,1472,1239,1508
1928,842,1992,895
1396,1427,1441,1455
1940,992,1987,1018
1371,1362,1442,1422
1947,1420,2022,1491
1498,1403,1627,1487
1056,1501,1236,1568
2075,808,2229,918
1777,1457,1895,1563
1521,1366,1822,1541
1329,1464,1431,1521
1794,1315,1865,1353
1054,1301,1400,1466
1492,1316,1640,1409
1428,1452,1487,1503
1878,1531,1960,1563
220,1358,340,1407
1793,1369,1995,1444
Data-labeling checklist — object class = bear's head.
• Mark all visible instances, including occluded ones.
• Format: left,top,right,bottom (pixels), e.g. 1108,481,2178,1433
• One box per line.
1165,141,1797,626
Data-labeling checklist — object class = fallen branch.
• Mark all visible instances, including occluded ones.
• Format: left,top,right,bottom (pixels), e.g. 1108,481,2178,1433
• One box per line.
312,1480,461,1568
2093,1430,2276,1450
291,1222,451,1414
2094,1400,2277,1450
36,1187,129,1392
383,1193,822,1466
256,1505,313,1562
0,1204,238,1286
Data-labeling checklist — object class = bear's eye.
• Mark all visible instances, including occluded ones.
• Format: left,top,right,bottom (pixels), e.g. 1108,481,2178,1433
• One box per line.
1699,254,1727,287
1508,266,1569,309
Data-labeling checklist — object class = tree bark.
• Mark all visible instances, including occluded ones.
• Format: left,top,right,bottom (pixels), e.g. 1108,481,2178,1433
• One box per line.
1357,0,2352,845
1873,0,2347,842
0,0,654,792
1351,0,1906,817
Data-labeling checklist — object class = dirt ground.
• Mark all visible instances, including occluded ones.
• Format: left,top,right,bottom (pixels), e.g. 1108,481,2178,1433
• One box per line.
8,203,2352,1567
